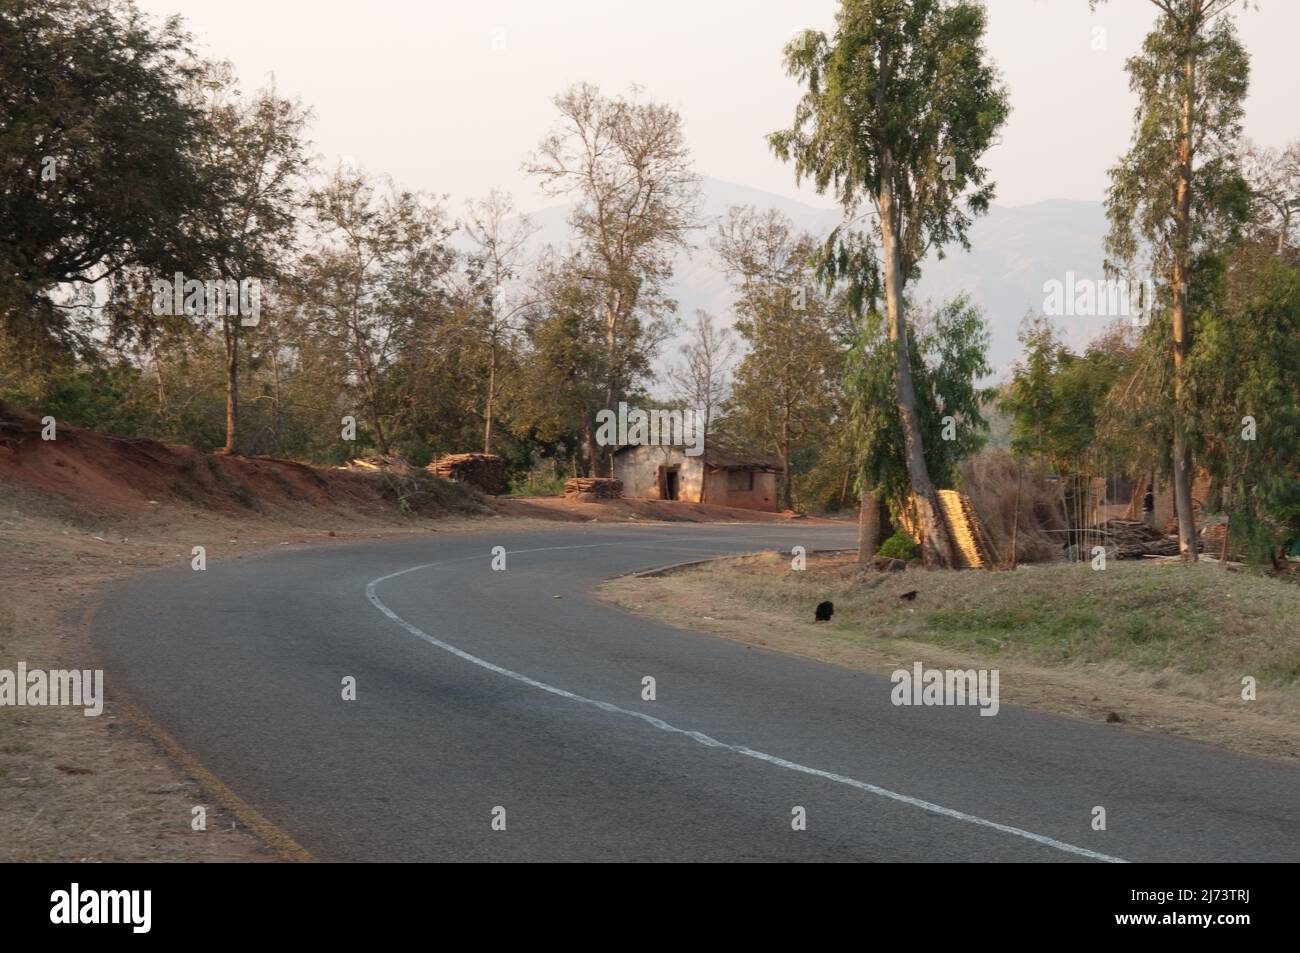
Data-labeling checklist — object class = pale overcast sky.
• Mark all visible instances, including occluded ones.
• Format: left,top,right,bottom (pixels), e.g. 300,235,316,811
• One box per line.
137,0,1298,213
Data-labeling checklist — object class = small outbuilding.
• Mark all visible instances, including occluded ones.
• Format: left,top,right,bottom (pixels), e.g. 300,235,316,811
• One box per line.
612,438,780,511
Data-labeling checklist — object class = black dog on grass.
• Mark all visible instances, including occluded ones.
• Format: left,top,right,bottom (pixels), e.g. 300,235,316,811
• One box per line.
814,600,834,622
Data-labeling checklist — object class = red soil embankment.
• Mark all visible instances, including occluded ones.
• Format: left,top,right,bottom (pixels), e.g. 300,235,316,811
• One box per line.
0,402,487,524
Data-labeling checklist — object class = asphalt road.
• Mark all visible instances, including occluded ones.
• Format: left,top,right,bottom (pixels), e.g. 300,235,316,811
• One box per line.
89,522,1300,862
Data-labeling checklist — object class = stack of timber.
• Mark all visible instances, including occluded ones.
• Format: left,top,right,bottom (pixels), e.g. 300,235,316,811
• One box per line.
428,453,503,496
1098,518,1202,558
900,489,999,568
935,489,999,569
564,477,623,499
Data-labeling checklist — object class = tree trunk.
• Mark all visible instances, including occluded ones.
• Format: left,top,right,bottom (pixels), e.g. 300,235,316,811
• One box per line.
780,406,793,511
365,378,387,454
153,350,166,412
1171,439,1197,556
1007,467,1023,569
270,348,282,453
857,490,880,564
878,170,955,568
1169,35,1199,561
223,319,239,454
484,344,497,454
602,293,622,478
582,419,598,478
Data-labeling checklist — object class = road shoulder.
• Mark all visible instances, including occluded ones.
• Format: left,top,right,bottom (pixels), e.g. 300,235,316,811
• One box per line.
600,552,1300,764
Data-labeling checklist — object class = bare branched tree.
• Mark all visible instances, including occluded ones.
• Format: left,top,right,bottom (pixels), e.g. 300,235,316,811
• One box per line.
1242,139,1300,254
461,190,538,453
667,309,736,452
525,83,701,475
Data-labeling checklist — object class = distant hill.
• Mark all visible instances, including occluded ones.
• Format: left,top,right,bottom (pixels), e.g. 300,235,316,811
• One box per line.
514,176,1114,383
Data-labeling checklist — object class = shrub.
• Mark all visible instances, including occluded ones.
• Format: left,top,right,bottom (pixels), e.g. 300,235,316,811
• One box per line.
878,529,921,562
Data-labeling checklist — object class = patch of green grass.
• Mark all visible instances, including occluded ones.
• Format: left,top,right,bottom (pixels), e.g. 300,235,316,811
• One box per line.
694,558,1300,687
506,471,567,498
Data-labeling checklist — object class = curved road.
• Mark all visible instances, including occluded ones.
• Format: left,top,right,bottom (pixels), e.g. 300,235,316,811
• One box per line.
90,523,1300,862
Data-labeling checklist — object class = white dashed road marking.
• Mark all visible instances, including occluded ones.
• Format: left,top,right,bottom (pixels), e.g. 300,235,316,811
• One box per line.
365,539,1128,864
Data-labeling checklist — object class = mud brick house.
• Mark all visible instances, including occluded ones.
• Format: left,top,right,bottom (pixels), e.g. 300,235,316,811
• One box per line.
613,438,780,511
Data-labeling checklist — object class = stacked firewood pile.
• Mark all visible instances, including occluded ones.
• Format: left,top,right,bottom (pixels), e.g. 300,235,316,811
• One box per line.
564,477,623,500
428,453,503,496
935,489,999,569
1100,519,1202,558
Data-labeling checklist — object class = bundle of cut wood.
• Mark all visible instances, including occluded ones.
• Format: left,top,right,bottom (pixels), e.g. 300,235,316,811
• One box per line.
564,477,622,499
1098,520,1203,558
1097,518,1163,542
935,489,998,569
428,453,503,495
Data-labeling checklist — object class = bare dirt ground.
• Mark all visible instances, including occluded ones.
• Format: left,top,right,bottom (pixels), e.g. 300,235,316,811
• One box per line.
602,551,1300,763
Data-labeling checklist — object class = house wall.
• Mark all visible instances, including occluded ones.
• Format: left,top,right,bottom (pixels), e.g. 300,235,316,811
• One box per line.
615,447,776,510
702,468,777,511
614,446,705,501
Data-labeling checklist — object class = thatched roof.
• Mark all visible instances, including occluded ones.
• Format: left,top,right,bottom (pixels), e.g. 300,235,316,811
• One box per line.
702,437,780,471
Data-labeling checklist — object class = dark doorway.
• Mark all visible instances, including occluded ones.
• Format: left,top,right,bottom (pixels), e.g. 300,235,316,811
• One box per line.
662,467,680,501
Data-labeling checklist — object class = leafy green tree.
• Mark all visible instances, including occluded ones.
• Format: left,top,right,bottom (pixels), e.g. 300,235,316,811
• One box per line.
849,294,992,551
713,206,851,511
1097,0,1253,559
1000,316,1063,469
512,252,633,474
184,65,311,453
1000,316,1129,477
0,0,210,351
458,190,536,454
769,0,1009,566
291,167,455,455
1188,245,1300,560
525,84,700,476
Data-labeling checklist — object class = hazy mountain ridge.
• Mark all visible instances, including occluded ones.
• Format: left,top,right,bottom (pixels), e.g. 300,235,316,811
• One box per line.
514,177,1111,381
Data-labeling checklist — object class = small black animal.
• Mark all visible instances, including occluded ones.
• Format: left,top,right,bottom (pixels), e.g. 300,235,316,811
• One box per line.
900,590,918,601
814,600,834,622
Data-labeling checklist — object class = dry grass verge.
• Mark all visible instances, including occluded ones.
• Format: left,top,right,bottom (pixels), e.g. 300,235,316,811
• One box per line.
602,551,1300,762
